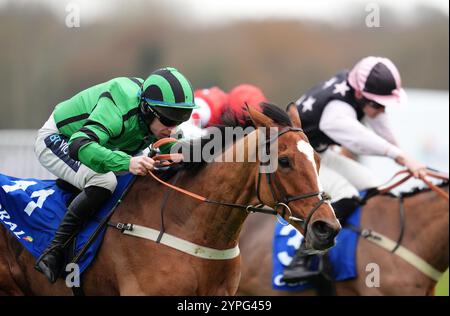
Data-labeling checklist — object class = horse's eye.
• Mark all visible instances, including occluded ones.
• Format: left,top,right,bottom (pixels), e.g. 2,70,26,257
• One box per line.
278,157,291,169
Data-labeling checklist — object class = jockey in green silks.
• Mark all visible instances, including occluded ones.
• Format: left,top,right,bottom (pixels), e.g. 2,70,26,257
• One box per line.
34,67,197,283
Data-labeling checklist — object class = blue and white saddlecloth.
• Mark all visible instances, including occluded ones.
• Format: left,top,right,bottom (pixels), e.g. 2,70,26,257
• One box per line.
0,173,134,273
272,205,363,291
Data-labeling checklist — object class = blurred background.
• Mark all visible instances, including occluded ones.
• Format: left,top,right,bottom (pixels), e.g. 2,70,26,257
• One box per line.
0,0,448,294
0,0,448,128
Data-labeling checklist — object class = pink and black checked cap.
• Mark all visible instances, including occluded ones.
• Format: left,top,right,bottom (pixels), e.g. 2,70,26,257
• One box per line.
348,56,407,107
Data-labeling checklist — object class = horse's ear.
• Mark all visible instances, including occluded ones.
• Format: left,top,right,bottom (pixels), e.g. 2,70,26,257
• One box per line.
286,102,302,128
247,104,273,127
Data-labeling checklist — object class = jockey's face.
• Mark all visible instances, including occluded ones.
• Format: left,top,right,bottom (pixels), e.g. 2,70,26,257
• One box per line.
362,102,385,118
149,118,177,139
355,91,386,118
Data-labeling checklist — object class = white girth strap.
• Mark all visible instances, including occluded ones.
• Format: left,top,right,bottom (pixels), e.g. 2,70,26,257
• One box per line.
122,224,240,260
363,230,443,282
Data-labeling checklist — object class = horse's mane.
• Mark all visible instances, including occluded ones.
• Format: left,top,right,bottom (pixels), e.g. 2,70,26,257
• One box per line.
176,102,292,175
398,180,449,198
221,102,292,128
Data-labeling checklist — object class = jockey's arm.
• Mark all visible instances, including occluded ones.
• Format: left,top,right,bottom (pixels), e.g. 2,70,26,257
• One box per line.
319,100,403,158
68,97,131,174
363,112,399,147
319,100,426,178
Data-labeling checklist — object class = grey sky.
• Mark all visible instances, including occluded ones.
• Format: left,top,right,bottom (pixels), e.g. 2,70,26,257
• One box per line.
179,0,449,25
1,0,448,24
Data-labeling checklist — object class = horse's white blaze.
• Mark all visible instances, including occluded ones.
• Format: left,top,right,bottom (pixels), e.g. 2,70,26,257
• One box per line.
296,140,338,219
296,140,323,192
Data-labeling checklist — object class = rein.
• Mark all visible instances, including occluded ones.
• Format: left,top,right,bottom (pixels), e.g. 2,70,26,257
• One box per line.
360,167,448,254
377,169,449,201
148,130,329,232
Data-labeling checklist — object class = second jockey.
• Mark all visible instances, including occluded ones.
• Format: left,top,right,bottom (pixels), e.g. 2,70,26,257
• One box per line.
282,56,427,283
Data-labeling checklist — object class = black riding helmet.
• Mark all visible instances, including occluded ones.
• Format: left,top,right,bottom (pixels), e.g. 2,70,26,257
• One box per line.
139,67,197,126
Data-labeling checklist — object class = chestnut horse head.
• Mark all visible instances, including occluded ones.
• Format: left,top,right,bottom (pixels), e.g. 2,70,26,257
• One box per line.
245,103,341,251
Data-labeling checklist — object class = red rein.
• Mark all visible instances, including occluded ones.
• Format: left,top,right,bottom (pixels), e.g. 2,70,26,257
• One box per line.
378,169,449,201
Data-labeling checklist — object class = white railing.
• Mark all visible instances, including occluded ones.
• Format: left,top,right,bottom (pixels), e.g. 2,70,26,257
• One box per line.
0,130,55,179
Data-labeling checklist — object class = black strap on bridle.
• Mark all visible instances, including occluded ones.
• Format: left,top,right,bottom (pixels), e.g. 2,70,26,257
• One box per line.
391,194,406,253
156,171,182,243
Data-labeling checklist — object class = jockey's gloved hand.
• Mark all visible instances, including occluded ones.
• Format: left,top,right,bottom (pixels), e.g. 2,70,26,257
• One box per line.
129,156,158,176
395,154,427,179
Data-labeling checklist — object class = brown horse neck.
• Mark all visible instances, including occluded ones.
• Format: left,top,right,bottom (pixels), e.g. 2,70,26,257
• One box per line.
182,161,259,248
158,162,259,250
170,131,263,249
131,134,261,250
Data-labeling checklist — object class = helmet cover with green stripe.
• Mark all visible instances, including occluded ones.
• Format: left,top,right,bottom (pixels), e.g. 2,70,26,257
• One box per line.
141,67,197,123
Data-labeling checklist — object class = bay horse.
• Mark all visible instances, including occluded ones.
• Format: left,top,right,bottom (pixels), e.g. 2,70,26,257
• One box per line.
237,178,449,296
0,104,340,295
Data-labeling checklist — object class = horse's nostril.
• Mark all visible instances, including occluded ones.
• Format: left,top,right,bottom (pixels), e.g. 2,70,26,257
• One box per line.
311,220,337,239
